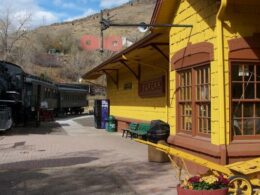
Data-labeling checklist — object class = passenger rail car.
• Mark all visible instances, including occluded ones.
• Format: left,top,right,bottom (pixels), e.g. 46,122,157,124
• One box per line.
0,61,90,131
25,75,58,125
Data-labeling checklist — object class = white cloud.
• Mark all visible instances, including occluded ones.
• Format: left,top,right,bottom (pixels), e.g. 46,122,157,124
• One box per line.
100,0,130,8
33,10,59,26
65,8,97,22
0,0,59,28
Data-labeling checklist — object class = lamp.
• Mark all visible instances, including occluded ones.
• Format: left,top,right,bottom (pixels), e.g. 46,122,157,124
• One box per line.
99,10,193,53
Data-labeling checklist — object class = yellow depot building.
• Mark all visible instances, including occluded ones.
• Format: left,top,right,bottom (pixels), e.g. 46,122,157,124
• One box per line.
83,0,260,168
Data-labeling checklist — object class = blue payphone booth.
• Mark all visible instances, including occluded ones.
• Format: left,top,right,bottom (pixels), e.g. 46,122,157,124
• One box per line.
94,99,109,129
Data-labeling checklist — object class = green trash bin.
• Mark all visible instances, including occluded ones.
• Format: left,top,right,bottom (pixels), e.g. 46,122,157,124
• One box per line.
106,115,116,132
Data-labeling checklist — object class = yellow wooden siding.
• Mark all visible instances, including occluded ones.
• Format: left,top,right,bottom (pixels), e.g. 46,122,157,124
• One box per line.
222,4,260,143
169,0,260,145
169,0,221,144
107,65,167,122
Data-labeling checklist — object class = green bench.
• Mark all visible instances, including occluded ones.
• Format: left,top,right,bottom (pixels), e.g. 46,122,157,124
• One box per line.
129,123,150,139
122,123,139,138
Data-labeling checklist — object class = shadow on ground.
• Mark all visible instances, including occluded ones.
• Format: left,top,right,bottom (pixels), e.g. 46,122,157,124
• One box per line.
0,114,94,136
1,121,66,136
0,155,176,194
0,156,98,169
0,166,137,195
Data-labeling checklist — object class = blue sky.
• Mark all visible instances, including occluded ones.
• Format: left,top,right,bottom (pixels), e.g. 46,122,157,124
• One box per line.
0,0,130,27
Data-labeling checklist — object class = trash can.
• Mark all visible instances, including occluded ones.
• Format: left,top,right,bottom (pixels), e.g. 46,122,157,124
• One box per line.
148,140,169,162
106,115,116,132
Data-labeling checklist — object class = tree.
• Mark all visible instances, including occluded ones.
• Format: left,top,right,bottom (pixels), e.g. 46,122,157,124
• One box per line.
0,6,31,61
34,27,73,55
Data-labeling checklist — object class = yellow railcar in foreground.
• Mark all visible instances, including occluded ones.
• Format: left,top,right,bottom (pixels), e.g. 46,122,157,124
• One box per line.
135,139,260,195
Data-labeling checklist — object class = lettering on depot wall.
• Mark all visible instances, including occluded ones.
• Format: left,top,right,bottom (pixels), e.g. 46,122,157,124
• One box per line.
80,35,133,52
138,76,165,98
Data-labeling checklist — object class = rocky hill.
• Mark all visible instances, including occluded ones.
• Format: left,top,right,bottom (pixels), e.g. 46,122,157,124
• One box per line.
25,0,156,84
40,0,156,39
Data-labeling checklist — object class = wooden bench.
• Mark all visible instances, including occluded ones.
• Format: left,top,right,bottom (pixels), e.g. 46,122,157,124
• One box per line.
122,123,139,138
129,123,150,139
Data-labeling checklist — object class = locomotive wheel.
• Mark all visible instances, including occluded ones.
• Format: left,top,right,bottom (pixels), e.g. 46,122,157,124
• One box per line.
229,176,252,195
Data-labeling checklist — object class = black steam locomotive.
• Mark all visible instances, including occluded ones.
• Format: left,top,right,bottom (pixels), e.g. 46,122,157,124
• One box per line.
0,61,90,131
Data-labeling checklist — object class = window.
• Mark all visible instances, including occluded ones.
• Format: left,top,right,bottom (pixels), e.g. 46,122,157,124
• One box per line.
231,63,260,137
112,41,118,47
177,65,211,136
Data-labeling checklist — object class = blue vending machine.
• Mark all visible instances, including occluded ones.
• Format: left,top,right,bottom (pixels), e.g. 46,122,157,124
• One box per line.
94,99,109,129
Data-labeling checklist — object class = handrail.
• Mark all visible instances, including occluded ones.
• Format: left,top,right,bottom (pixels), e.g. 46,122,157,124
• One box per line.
134,139,234,176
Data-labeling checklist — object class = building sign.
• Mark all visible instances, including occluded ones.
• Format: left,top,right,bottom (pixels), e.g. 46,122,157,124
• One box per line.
124,82,132,90
138,76,165,98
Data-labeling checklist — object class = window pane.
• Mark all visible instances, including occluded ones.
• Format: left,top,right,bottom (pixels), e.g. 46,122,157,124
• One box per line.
196,67,210,101
243,119,254,135
241,65,249,77
180,87,183,100
243,103,254,117
185,117,192,130
197,86,200,100
256,119,260,134
199,118,202,132
197,104,210,134
181,103,192,132
233,119,242,135
197,69,200,84
244,65,254,82
205,68,209,83
199,104,206,117
203,118,207,132
185,104,192,116
188,87,191,100
244,83,254,99
201,69,204,84
180,74,184,86
257,83,260,98
232,65,242,81
257,66,260,81
256,103,260,117
187,71,191,85
233,103,242,118
204,85,210,100
232,83,243,99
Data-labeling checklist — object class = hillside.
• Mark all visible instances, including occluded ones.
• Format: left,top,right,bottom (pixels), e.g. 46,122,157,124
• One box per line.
25,0,157,84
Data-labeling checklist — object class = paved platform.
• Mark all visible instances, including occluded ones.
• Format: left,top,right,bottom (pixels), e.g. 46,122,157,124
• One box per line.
0,115,178,195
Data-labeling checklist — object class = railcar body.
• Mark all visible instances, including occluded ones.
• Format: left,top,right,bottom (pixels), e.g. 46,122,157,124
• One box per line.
0,61,25,130
24,75,58,124
0,61,90,131
57,84,88,115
